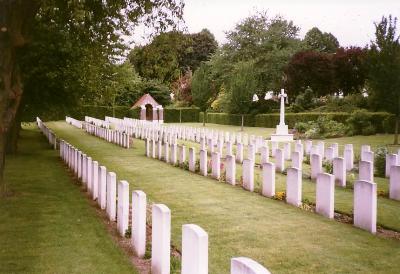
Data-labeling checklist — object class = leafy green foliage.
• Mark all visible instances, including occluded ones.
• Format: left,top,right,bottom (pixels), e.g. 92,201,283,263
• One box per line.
129,29,217,83
374,146,388,177
192,63,215,111
304,27,339,53
368,16,400,129
227,61,258,114
294,116,346,139
346,110,376,135
292,87,316,111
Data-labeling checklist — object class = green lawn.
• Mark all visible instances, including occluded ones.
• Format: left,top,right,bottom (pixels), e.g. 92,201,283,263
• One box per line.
176,136,400,231
47,121,400,274
0,125,136,274
168,122,400,155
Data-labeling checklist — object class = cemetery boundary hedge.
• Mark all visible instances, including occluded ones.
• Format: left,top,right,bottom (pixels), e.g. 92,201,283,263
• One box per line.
163,107,200,123
22,105,200,123
200,112,395,133
199,112,255,127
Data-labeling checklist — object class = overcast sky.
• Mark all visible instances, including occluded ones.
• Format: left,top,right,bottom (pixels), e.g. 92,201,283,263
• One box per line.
132,0,400,48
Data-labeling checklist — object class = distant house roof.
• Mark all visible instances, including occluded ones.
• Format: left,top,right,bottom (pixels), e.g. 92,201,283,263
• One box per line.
131,93,161,109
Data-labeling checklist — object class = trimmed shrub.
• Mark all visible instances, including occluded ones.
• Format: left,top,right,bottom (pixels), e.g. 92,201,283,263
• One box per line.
295,116,346,139
346,110,376,136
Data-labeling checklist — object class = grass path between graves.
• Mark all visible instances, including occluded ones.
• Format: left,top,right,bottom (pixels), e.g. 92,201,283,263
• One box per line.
0,126,137,274
47,121,400,274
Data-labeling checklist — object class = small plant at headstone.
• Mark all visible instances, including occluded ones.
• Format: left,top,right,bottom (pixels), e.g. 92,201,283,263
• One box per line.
124,227,131,238
273,191,286,201
374,146,388,177
195,159,200,172
170,254,182,273
144,243,152,259
378,190,389,198
323,160,333,173
303,155,310,164
181,161,189,170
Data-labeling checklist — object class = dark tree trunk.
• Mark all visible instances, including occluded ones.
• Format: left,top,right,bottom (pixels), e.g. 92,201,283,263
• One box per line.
0,1,39,195
6,110,21,154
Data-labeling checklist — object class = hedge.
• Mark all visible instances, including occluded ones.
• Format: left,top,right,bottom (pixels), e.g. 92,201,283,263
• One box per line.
199,112,395,133
22,105,131,122
199,112,255,126
164,107,200,123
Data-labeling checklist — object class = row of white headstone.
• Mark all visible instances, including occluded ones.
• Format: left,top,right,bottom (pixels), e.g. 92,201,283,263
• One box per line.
106,116,266,148
66,116,83,129
38,117,271,274
144,138,386,234
85,116,111,128
90,116,398,177
37,117,57,150
83,122,131,148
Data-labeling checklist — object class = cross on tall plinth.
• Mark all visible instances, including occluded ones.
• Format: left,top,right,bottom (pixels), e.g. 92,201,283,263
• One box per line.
270,88,293,142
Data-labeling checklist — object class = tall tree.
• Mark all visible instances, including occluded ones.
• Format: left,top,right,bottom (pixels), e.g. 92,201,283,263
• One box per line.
0,0,184,195
332,47,368,95
191,63,214,125
285,50,336,98
304,27,339,53
227,61,258,114
368,15,400,144
129,29,217,84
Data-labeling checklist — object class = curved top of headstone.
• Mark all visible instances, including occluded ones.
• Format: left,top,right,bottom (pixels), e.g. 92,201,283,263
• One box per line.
231,257,271,274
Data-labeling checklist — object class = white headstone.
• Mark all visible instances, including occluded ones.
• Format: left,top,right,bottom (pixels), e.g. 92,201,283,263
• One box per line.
226,155,236,185
291,151,302,169
359,161,373,182
106,172,117,221
231,257,271,274
354,180,377,234
132,190,147,258
236,143,244,163
189,147,196,172
283,142,291,160
99,166,107,209
260,146,269,164
242,159,255,192
92,161,99,200
211,152,221,180
275,148,284,173
117,180,129,237
151,204,171,274
310,154,322,180
164,142,170,163
333,157,346,187
262,162,275,197
286,167,302,207
305,140,312,155
389,165,400,201
386,154,398,178
316,173,335,219
171,144,178,165
181,224,208,274
247,144,256,163
344,147,354,171
199,149,208,176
